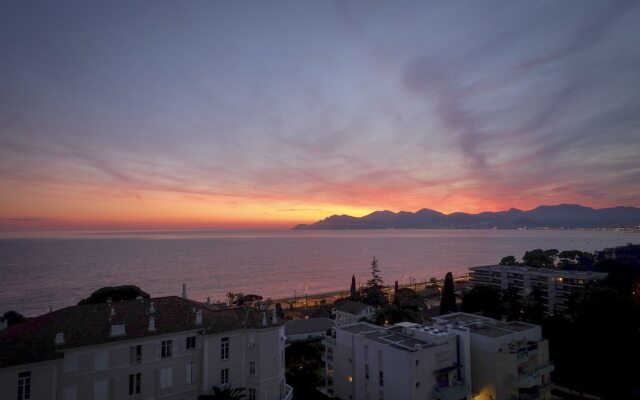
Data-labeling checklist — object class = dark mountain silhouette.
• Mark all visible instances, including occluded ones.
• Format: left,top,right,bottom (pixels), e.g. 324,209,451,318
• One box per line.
293,204,640,230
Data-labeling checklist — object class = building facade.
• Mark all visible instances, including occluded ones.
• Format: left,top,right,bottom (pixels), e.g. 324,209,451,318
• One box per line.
468,265,607,314
325,321,472,400
334,302,376,326
325,313,553,400
0,296,292,400
432,313,553,400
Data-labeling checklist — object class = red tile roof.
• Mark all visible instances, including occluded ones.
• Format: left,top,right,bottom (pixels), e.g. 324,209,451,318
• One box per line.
0,296,281,368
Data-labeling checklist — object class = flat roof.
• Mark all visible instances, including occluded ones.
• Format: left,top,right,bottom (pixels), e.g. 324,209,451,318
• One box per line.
470,265,608,278
433,313,536,338
338,323,440,352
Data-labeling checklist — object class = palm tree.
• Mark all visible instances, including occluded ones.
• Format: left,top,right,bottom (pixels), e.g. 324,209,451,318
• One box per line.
198,386,247,400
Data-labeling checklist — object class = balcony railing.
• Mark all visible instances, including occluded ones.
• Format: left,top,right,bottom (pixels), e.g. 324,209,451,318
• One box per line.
281,384,294,400
432,384,471,400
511,373,541,388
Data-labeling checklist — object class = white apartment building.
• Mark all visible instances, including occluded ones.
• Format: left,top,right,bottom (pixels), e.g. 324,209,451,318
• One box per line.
325,321,472,400
432,313,553,400
334,302,376,326
325,313,553,400
0,296,292,400
469,265,607,314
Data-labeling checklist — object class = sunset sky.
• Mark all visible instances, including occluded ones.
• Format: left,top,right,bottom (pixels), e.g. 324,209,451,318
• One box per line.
1,1,639,230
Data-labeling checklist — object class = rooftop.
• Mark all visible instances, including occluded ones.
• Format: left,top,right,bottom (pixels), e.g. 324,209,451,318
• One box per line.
433,313,536,338
338,323,442,352
336,301,373,315
470,264,608,278
285,317,334,336
0,296,281,368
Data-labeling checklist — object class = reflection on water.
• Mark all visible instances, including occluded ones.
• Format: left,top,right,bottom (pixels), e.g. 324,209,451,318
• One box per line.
0,229,638,316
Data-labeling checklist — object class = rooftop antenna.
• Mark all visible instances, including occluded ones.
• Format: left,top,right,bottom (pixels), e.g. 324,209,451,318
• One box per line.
181,283,187,299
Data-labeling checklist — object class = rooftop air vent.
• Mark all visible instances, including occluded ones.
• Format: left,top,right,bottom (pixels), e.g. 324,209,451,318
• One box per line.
55,332,65,345
110,324,126,337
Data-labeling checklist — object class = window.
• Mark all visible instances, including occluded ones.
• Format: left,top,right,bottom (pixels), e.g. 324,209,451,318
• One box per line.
220,368,229,385
186,362,194,385
62,386,77,400
95,351,108,371
94,380,109,400
248,388,256,400
379,371,384,386
186,336,196,350
160,368,172,389
128,373,141,395
161,340,173,358
130,345,142,363
17,371,31,400
220,337,229,360
249,361,256,375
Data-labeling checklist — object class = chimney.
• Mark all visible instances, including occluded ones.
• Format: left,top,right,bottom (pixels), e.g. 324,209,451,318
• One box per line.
271,308,278,325
181,283,187,299
110,324,126,337
148,316,156,332
262,312,268,327
195,309,203,325
149,302,156,314
55,332,65,345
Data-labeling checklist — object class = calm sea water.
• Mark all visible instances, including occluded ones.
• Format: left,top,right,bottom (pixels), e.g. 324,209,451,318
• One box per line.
1,229,638,316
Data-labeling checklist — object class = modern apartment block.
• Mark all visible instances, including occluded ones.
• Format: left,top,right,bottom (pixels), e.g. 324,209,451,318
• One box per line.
325,312,553,400
432,313,553,400
468,265,607,313
0,296,292,400
324,321,472,400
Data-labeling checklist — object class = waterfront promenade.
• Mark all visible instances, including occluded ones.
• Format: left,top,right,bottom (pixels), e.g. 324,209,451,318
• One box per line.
273,275,469,309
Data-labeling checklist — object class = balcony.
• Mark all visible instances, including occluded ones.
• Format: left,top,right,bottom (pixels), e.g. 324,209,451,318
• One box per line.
511,373,541,388
281,384,294,400
432,383,471,400
535,363,554,375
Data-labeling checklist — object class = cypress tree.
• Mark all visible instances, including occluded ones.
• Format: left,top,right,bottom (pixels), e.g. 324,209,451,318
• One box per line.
439,272,457,315
394,280,400,306
350,274,357,301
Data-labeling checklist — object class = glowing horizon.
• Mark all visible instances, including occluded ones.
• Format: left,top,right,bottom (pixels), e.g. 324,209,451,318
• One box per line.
1,1,639,232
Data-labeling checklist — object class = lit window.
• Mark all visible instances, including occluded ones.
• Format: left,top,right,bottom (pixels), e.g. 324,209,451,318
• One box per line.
347,375,353,383
17,371,31,400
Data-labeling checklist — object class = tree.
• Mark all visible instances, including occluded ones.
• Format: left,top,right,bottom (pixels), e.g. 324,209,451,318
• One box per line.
2,310,25,327
461,286,503,320
499,255,517,266
522,249,557,268
393,280,400,306
439,272,457,315
78,285,150,305
198,386,247,400
429,277,438,287
366,256,383,288
350,275,357,301
521,288,545,324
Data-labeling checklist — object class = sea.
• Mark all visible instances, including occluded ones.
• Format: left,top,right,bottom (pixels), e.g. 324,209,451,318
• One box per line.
1,229,639,317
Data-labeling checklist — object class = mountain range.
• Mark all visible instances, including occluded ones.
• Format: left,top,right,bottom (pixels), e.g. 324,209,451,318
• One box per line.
293,204,640,230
